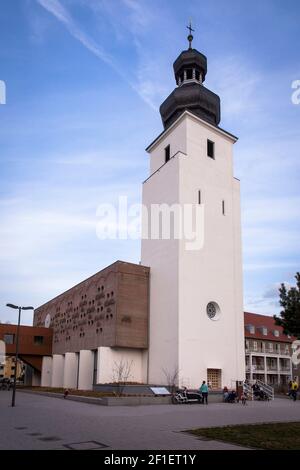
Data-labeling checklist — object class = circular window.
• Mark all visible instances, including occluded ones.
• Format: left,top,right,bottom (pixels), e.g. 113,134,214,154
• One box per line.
206,302,220,321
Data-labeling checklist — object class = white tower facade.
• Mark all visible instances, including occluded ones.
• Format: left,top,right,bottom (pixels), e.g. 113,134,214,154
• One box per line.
141,37,245,389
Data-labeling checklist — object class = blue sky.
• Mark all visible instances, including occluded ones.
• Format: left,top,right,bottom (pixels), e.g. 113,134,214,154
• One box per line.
0,0,299,325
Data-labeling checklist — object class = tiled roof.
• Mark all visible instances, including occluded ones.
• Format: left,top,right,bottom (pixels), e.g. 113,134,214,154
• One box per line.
244,311,295,343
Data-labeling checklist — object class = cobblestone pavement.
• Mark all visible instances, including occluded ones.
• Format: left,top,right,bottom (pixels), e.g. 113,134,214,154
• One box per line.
0,391,299,450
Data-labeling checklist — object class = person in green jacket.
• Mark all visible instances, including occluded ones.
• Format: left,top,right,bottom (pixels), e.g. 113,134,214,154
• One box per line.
199,380,209,404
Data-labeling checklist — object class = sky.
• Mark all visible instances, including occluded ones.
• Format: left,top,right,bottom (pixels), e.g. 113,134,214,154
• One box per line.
0,0,299,325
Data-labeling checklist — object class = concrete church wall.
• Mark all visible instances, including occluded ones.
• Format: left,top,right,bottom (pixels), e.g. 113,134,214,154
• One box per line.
142,142,181,384
78,350,94,390
97,347,144,384
176,114,245,388
63,352,78,389
142,111,245,388
51,354,64,387
41,356,53,387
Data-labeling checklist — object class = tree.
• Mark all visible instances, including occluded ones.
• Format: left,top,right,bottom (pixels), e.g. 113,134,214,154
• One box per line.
111,359,133,397
162,366,180,395
274,272,300,339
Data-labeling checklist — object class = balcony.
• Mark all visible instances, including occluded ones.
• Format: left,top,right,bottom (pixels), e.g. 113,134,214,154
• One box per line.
245,347,290,356
279,366,291,372
267,366,278,372
246,364,265,372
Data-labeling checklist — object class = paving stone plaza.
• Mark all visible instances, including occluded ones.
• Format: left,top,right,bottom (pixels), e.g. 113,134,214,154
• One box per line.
1,391,299,450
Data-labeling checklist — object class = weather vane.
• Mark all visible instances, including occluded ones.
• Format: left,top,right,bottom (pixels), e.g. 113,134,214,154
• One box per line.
186,20,195,49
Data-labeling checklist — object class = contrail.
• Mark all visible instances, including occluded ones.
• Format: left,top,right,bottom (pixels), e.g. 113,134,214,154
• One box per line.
36,0,157,110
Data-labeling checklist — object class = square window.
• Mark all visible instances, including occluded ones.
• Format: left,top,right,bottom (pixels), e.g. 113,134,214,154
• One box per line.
4,334,14,345
34,336,44,345
207,140,215,159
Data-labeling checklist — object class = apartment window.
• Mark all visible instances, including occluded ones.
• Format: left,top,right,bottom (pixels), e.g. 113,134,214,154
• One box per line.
207,140,215,159
34,336,44,345
273,330,279,337
165,145,170,163
222,200,225,215
269,342,273,352
4,334,14,345
247,324,255,334
262,327,268,336
198,190,201,205
253,341,258,351
245,340,249,351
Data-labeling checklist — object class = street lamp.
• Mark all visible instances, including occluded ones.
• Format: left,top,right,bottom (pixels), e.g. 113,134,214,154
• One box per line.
6,303,34,407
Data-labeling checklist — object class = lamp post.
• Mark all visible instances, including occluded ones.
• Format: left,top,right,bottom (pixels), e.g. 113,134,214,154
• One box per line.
6,303,34,407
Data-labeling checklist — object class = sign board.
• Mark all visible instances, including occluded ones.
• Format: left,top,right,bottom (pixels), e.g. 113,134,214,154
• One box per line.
150,387,171,396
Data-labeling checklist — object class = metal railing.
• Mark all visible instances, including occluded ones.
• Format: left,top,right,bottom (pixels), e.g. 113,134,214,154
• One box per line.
243,380,274,401
256,379,274,400
246,348,290,356
252,364,265,370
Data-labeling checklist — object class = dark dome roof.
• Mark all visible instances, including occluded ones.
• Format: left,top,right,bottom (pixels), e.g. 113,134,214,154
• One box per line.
160,82,220,130
173,48,207,83
159,43,221,130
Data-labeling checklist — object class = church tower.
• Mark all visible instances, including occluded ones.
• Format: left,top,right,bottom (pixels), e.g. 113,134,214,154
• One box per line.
141,27,245,388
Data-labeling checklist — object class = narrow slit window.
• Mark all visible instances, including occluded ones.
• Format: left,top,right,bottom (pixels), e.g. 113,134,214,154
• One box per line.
165,145,170,163
222,200,225,215
207,140,215,159
198,190,201,205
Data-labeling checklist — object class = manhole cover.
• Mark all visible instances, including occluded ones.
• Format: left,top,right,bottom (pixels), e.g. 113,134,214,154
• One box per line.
38,436,62,442
64,441,108,450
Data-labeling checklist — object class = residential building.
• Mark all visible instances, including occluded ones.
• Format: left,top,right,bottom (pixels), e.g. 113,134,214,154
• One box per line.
244,312,296,388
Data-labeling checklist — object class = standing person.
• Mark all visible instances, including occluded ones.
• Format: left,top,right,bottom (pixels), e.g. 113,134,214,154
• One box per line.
223,386,229,402
291,379,298,402
288,380,293,398
252,381,260,399
199,380,209,404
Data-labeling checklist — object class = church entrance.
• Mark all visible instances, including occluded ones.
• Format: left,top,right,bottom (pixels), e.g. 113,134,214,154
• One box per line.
207,368,222,390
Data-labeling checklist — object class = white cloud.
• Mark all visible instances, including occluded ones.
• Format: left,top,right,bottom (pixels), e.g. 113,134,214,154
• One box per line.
207,55,261,123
